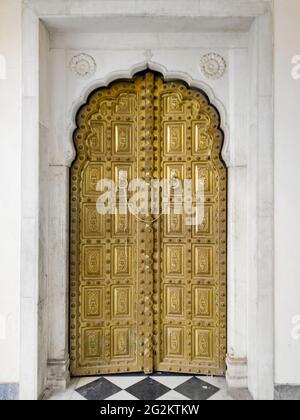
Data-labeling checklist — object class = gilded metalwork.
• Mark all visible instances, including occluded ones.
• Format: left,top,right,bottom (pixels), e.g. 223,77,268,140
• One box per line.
70,72,227,376
70,74,147,375
152,77,227,375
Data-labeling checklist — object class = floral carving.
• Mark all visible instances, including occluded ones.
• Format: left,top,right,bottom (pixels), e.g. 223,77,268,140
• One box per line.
70,53,96,80
200,53,226,80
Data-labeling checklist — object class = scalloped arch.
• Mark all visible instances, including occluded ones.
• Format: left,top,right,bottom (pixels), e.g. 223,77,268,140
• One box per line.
65,61,230,167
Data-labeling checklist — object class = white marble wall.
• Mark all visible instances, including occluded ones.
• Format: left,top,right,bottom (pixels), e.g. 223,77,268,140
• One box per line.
19,0,274,400
274,0,300,386
0,0,22,385
38,21,51,398
47,29,251,393
6,0,300,402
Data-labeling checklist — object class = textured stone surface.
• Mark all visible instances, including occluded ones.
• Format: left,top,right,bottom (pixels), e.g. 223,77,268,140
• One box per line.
275,386,300,401
0,384,19,401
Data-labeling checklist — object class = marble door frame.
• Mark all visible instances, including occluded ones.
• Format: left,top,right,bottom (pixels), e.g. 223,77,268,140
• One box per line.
20,0,274,400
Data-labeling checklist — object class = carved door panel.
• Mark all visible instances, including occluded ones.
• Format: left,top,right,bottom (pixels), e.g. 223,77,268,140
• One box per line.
70,73,155,375
70,72,227,377
153,77,227,375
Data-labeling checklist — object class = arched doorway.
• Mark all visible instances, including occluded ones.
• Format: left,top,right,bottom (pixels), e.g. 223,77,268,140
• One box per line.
70,71,227,376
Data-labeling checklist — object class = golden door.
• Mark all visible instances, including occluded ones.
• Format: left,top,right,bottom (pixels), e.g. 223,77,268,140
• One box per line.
70,72,227,376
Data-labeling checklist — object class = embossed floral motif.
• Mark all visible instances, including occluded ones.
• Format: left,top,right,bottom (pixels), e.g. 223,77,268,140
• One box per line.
199,292,209,314
170,213,181,232
200,53,226,80
117,290,128,315
87,332,98,356
170,290,180,313
170,249,180,273
117,249,128,273
170,331,180,352
87,209,99,233
87,291,98,315
118,214,128,233
198,333,209,356
70,53,96,80
88,251,100,274
199,253,208,272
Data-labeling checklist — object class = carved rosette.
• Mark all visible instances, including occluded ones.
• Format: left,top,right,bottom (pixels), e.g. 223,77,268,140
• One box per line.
70,53,97,80
200,53,226,80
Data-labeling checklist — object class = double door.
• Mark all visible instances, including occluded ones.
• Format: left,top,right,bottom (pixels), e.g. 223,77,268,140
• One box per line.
70,72,227,376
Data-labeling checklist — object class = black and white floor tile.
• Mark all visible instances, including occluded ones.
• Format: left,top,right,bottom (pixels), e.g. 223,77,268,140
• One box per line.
48,374,235,401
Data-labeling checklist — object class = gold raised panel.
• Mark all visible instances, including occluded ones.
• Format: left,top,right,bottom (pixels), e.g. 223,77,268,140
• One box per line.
112,162,133,184
82,328,104,362
82,287,104,320
114,94,135,115
112,122,134,156
112,327,132,359
164,206,185,237
193,204,214,237
165,327,185,359
86,122,105,155
164,122,186,155
112,245,133,278
192,121,213,155
192,328,214,361
164,95,185,115
192,162,215,196
165,285,185,318
82,245,104,279
83,162,104,196
112,212,133,237
193,286,214,320
112,286,132,319
164,244,185,277
70,72,227,377
82,204,105,238
164,163,185,183
193,245,214,278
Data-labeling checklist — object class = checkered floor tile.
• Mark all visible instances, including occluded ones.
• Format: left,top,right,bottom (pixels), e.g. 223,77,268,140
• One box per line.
47,373,256,400
70,374,226,401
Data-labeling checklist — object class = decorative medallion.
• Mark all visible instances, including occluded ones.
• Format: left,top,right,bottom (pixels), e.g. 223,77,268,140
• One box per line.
70,53,97,80
200,53,226,80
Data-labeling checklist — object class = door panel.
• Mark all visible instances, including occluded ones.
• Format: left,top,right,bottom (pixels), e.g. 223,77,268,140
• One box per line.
153,77,227,375
70,72,227,377
70,73,154,375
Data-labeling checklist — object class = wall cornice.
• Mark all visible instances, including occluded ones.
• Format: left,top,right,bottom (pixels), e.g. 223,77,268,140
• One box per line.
24,0,270,18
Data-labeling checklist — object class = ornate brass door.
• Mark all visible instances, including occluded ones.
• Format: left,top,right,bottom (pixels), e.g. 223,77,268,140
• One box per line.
70,72,227,376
